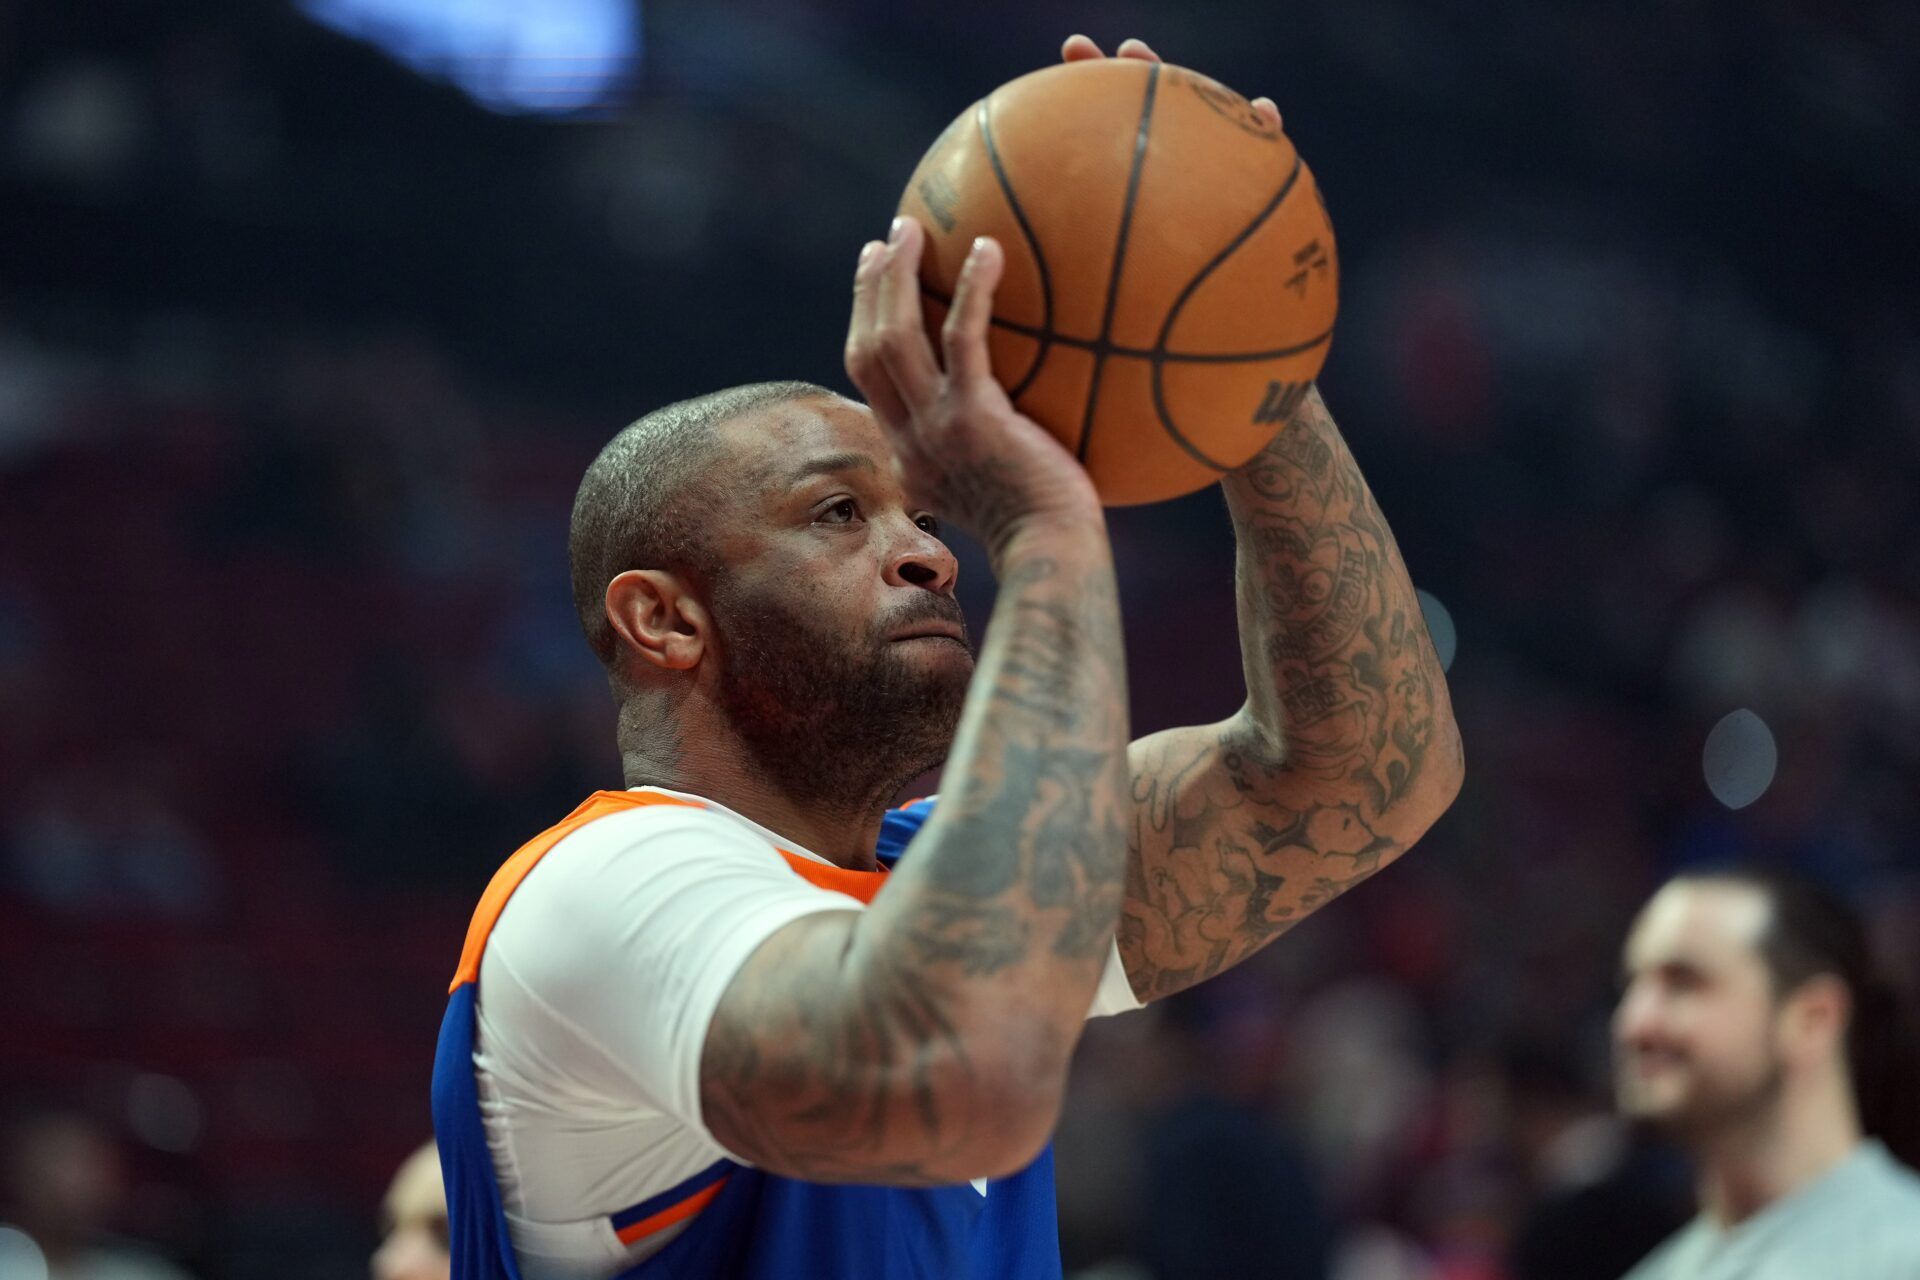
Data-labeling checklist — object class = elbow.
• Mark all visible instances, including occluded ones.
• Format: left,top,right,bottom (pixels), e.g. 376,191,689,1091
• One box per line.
967,1055,1068,1179
1434,716,1465,811
1375,718,1464,870
937,1021,1073,1179
1400,716,1465,848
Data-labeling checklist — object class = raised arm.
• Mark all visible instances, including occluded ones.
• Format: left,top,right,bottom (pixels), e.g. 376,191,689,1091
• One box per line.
1119,387,1464,1002
698,223,1131,1185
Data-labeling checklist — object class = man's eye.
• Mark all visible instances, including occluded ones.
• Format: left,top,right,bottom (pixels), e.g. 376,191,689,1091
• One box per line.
915,513,941,536
821,498,860,524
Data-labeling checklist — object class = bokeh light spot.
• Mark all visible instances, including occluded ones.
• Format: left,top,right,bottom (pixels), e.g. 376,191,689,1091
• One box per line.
1416,589,1457,673
297,0,641,115
127,1073,205,1154
1702,708,1777,810
0,1228,50,1280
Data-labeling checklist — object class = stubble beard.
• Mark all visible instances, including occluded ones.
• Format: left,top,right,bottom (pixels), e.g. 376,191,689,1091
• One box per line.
713,586,971,811
1621,1047,1788,1148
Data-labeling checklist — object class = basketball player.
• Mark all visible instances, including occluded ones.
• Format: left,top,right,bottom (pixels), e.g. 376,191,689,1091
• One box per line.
374,1143,450,1280
432,36,1463,1280
1615,871,1920,1278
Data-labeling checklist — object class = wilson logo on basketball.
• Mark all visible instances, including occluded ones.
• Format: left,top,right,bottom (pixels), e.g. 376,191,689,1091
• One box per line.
1253,381,1310,425
1177,68,1282,141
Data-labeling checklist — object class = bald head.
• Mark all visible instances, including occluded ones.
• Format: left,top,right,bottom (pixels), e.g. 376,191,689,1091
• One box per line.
569,380,832,668
373,1141,448,1280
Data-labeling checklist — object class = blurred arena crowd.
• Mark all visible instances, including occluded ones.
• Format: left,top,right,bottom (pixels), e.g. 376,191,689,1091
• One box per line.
2,0,1917,1277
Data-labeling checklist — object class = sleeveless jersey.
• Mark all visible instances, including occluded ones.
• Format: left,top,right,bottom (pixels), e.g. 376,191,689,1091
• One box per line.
432,790,1064,1280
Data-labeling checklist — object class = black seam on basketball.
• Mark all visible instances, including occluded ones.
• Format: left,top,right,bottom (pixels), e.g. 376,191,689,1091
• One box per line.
1149,154,1308,472
1145,330,1333,363
1077,61,1160,464
920,283,1333,365
976,99,1052,402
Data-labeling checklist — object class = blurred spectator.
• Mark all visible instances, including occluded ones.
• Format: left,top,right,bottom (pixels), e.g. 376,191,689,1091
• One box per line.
1139,986,1332,1280
1612,872,1920,1278
7,767,219,920
0,1111,199,1280
372,1143,448,1280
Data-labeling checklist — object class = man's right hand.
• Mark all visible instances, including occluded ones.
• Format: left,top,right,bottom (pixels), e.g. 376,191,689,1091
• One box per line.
844,218,1101,559
702,217,1133,1186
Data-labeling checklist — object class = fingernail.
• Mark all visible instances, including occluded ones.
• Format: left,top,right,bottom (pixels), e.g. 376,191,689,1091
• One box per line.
888,217,907,244
858,241,882,268
969,236,990,259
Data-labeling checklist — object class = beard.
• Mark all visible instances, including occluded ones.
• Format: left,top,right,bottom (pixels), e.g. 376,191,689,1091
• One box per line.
1616,1042,1788,1143
711,581,972,810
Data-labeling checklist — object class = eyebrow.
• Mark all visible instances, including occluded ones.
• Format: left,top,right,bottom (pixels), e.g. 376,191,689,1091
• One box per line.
786,451,879,485
1622,956,1710,983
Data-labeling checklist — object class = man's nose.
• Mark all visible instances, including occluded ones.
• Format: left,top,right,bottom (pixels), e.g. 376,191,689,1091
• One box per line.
886,520,958,593
1613,982,1662,1045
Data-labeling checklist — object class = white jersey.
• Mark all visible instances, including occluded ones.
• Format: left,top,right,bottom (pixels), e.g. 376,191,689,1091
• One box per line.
471,787,1142,1280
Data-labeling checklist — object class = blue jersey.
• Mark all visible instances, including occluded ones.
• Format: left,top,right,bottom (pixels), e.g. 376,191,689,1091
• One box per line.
432,793,1064,1280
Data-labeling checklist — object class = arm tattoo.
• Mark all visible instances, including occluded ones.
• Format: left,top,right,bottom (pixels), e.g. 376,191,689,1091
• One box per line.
1119,388,1463,1003
702,530,1132,1182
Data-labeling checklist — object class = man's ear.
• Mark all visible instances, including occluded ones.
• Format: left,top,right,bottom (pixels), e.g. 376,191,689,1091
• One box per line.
1782,973,1852,1066
605,569,709,672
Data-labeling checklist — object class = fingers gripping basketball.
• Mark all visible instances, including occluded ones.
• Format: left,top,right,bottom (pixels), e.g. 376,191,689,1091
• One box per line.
900,58,1339,506
939,236,1004,388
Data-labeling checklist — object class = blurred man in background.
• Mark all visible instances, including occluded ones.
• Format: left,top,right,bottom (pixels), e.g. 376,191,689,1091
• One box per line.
373,1142,449,1280
1613,871,1920,1278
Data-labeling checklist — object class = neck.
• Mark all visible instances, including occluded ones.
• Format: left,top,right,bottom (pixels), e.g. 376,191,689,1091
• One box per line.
1691,1068,1861,1226
619,710,890,871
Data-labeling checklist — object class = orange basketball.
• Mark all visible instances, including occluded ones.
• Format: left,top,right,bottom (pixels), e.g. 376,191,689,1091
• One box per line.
899,59,1338,506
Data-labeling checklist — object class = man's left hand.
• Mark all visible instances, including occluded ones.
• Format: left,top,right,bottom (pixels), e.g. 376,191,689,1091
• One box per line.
1059,34,1282,131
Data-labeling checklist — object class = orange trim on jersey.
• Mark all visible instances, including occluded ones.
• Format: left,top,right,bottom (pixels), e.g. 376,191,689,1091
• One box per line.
775,848,887,903
448,790,702,991
448,790,893,990
612,1177,730,1245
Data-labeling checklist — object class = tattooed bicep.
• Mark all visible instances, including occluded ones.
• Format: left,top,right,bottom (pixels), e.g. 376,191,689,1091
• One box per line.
1120,718,1406,1002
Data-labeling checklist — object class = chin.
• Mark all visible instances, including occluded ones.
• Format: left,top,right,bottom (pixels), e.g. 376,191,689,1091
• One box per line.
1618,1081,1690,1126
882,642,973,694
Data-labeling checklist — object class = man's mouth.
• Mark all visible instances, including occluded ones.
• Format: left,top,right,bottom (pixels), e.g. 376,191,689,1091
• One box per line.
1621,1048,1688,1078
889,623,968,644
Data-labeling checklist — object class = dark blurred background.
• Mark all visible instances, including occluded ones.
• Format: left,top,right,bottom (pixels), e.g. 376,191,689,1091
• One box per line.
2,0,1917,1277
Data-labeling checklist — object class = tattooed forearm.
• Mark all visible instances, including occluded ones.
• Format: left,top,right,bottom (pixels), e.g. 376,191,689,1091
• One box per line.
914,526,1130,968
1118,387,1463,1003
702,914,1005,1185
702,520,1132,1183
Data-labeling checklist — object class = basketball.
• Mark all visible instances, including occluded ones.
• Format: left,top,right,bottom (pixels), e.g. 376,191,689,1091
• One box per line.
899,58,1338,506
